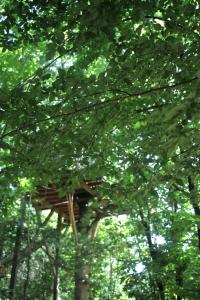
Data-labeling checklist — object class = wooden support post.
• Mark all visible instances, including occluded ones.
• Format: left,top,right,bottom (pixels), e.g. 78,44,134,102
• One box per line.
66,193,78,242
9,196,26,300
90,221,100,240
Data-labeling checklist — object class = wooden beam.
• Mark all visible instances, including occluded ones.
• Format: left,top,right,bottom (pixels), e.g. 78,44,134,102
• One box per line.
67,193,78,242
42,209,54,226
90,221,100,240
39,201,69,210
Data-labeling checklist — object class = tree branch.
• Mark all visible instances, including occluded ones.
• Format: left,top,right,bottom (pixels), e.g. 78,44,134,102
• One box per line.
1,77,197,139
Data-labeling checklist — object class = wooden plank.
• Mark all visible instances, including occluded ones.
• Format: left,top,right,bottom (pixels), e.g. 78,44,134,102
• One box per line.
40,201,69,210
67,193,78,241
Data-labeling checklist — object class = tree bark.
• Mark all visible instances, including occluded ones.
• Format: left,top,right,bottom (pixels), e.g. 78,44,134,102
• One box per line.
9,196,26,300
73,203,93,300
53,214,62,300
74,261,90,300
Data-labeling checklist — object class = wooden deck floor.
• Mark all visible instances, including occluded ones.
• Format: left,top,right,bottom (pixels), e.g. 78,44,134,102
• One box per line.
36,180,102,220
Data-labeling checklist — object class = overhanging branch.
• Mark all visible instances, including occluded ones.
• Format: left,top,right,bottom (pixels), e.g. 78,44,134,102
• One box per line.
1,76,197,139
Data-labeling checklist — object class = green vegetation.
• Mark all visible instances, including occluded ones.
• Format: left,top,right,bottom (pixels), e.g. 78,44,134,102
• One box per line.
1,1,200,299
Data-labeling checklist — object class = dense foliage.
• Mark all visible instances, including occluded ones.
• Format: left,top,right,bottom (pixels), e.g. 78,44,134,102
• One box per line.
1,1,200,299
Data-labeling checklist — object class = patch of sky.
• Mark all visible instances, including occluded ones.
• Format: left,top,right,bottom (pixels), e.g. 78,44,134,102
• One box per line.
152,234,166,245
135,262,145,273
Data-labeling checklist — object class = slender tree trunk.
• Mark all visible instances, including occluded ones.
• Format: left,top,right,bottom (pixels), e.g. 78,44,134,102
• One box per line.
1,236,51,266
171,199,184,300
23,254,31,300
9,196,26,300
175,265,184,300
139,209,165,300
53,214,62,300
188,176,200,251
0,240,4,260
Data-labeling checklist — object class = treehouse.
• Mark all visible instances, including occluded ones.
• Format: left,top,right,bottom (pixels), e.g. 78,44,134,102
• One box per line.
34,178,112,300
35,179,102,227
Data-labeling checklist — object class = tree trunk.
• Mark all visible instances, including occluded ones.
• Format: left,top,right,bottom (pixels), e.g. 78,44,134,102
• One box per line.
175,265,184,300
139,209,165,300
171,198,184,300
74,261,90,300
74,203,94,300
9,196,26,300
23,254,31,300
0,240,4,260
188,176,200,251
1,237,51,266
53,214,62,300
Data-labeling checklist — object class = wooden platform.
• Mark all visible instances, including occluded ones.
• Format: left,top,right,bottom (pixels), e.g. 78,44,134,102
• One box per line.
36,179,102,220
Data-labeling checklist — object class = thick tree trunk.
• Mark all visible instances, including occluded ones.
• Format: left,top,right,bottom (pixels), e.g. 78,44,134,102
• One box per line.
53,214,62,300
188,176,200,251
9,196,26,300
73,203,93,300
74,262,90,300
